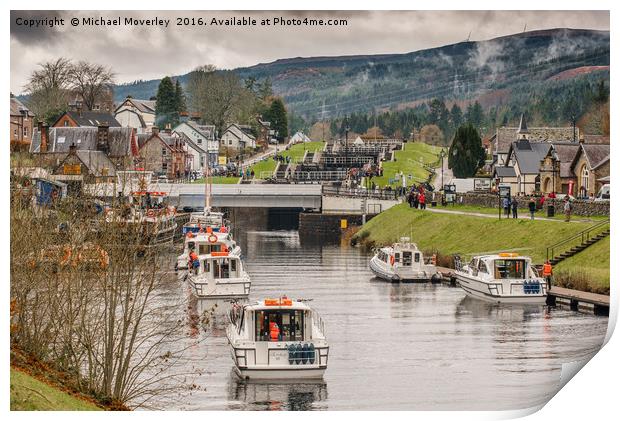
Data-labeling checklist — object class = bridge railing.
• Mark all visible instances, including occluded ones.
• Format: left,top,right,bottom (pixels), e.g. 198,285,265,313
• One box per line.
322,186,401,200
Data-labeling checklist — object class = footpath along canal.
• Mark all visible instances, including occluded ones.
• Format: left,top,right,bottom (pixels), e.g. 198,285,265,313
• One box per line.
150,229,608,411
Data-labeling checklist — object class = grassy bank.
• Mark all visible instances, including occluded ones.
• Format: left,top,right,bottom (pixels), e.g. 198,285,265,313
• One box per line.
10,368,102,411
554,236,610,294
352,203,609,292
374,142,443,187
250,141,325,178
191,176,240,184
433,203,609,222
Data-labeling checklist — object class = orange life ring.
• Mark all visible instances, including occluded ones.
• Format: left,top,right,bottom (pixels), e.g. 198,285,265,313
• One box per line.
208,234,218,243
186,231,194,238
390,255,395,266
147,209,155,217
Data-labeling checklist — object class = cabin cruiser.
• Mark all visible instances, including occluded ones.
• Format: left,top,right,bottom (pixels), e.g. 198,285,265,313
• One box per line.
103,190,177,245
454,253,547,304
187,251,251,298
369,238,440,282
176,229,241,274
227,297,329,380
182,209,230,235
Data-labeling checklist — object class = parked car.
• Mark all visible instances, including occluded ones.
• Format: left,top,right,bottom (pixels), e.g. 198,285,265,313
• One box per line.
157,175,169,184
269,138,279,145
594,184,610,202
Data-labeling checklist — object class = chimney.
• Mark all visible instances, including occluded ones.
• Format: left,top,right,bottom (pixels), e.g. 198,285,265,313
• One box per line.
97,123,110,154
76,100,83,117
40,122,49,153
152,126,160,136
69,142,77,155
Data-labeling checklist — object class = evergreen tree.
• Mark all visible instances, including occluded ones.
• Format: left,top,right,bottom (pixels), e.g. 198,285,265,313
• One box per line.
264,97,288,140
449,104,463,128
155,76,177,128
258,77,273,100
174,79,187,114
448,124,485,178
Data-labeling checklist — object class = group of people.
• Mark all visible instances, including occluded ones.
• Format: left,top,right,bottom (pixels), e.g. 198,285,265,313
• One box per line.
502,194,574,222
407,186,427,209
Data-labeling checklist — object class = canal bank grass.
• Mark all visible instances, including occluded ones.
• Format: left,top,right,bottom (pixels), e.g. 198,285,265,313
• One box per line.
250,141,326,178
191,176,240,184
554,236,610,294
10,368,102,411
353,203,609,292
374,142,443,187
434,203,609,222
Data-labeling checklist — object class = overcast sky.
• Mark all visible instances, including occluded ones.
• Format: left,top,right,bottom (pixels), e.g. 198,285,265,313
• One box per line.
10,10,609,94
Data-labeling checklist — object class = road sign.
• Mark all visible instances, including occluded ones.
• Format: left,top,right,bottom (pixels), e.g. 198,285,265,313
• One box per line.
499,184,511,199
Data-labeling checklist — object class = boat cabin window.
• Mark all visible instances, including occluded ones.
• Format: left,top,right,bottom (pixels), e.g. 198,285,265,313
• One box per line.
204,258,238,279
477,260,488,274
255,310,305,342
402,251,412,266
414,253,420,263
394,253,400,263
494,259,526,279
196,243,221,255
378,251,388,263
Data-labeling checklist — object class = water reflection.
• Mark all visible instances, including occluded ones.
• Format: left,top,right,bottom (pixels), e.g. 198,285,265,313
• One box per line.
228,373,328,411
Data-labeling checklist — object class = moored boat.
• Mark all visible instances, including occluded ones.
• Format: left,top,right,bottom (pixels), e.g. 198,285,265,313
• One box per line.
454,252,547,304
176,229,241,275
369,237,440,282
227,297,329,380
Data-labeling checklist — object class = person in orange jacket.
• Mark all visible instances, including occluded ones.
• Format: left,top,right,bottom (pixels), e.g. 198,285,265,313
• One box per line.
543,260,553,291
269,321,280,342
189,250,199,273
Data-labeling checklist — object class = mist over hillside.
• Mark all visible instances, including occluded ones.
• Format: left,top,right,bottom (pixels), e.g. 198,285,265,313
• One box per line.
114,28,609,121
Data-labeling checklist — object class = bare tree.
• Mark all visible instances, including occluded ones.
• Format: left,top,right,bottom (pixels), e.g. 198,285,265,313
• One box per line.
24,57,73,122
69,61,115,111
187,65,257,133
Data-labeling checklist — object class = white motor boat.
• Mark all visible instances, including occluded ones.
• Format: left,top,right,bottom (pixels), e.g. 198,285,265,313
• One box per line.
454,253,547,304
176,230,241,274
182,210,230,235
227,297,329,380
369,238,440,282
187,252,251,298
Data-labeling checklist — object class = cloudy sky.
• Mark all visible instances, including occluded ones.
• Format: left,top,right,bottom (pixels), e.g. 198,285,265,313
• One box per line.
10,10,609,94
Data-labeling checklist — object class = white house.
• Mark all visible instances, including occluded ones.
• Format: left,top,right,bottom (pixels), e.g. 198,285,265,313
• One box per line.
220,123,256,151
172,120,218,166
114,97,156,134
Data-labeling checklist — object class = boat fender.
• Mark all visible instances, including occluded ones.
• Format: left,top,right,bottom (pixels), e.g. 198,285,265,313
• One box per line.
301,343,309,364
295,344,303,364
208,234,218,243
390,255,394,266
287,345,295,365
308,344,316,364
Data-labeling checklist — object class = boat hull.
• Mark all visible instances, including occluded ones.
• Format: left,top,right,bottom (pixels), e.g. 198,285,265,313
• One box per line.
234,365,326,380
369,255,438,282
455,272,547,304
188,278,251,298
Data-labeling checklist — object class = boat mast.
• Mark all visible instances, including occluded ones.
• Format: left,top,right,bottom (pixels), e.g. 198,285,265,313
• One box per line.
205,150,211,213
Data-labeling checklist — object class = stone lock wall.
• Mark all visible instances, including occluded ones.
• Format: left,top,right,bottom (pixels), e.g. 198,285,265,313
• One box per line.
454,193,609,217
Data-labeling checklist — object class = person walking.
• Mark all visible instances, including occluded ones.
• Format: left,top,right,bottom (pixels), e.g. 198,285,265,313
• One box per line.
511,196,518,219
413,191,419,209
564,197,573,222
419,192,426,210
528,197,536,220
502,196,510,217
542,260,553,291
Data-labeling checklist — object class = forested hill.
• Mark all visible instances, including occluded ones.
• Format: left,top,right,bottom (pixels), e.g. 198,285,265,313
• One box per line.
115,28,609,121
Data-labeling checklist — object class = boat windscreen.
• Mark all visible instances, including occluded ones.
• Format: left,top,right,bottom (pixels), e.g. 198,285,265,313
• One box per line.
494,259,526,279
255,310,305,342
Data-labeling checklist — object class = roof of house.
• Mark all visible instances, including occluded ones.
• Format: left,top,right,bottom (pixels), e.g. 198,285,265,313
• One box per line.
115,98,156,114
547,142,581,178
180,120,216,140
507,140,552,174
138,131,186,152
74,150,117,177
493,166,517,177
572,144,610,171
493,126,578,154
223,124,256,141
115,108,147,128
10,96,34,117
55,111,121,128
582,134,610,145
175,131,206,154
31,127,134,157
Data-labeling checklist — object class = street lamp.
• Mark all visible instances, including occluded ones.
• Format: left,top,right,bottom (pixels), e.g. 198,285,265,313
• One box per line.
439,149,446,205
344,118,350,171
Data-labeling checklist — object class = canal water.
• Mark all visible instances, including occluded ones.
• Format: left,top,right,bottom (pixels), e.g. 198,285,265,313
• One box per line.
155,229,608,411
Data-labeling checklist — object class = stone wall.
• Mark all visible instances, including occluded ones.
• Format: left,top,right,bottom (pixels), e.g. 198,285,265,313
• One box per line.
454,193,609,217
299,212,375,244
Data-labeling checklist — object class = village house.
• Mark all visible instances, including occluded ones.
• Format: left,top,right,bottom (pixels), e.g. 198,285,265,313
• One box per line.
220,123,257,153
137,128,188,180
172,120,218,168
114,97,157,134
255,116,274,146
571,143,610,198
10,95,34,150
538,142,582,195
30,123,137,193
53,102,121,128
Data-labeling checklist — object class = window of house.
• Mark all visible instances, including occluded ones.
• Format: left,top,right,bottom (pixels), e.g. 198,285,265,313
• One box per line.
162,148,167,156
64,120,69,127
229,140,233,146
23,127,28,137
13,129,17,138
162,162,168,172
581,165,589,192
